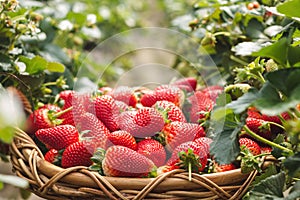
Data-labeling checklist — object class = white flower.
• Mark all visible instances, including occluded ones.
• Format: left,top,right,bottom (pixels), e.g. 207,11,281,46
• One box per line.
58,20,73,31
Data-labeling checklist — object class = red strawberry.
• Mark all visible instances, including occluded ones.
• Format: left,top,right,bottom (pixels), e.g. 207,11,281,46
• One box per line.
59,90,74,108
166,141,208,173
94,95,120,132
261,112,290,134
102,145,155,177
44,149,61,165
140,85,184,107
61,141,94,168
153,100,186,123
107,130,137,150
137,138,166,167
157,165,179,175
260,146,272,153
111,86,137,107
78,112,111,149
25,105,62,134
162,122,205,151
171,77,197,92
193,137,212,155
247,107,263,119
35,125,79,150
200,85,223,102
117,107,164,138
214,162,236,172
239,137,261,156
246,117,272,140
189,91,214,123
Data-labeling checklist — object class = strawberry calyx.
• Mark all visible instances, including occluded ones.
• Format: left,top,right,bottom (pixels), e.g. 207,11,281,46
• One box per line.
177,148,202,181
89,148,106,175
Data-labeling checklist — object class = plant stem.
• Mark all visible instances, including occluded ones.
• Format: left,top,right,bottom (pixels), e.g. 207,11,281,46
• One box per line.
188,162,192,181
267,121,285,130
52,106,73,118
230,55,249,66
243,125,293,154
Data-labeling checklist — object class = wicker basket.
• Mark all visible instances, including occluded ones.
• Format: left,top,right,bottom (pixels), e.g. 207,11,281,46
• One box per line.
9,127,259,200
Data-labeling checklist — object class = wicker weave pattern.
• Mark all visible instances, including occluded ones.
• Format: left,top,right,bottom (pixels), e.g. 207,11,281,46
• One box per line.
9,128,257,200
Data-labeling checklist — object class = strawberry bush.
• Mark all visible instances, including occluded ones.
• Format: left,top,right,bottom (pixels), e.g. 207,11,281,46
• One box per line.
0,0,300,199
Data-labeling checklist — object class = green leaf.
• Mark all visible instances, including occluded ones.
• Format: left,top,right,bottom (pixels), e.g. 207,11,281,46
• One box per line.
0,181,3,190
251,164,277,186
0,53,12,71
252,38,288,65
0,174,28,189
227,88,259,114
277,0,300,18
287,181,300,200
20,188,32,200
288,46,300,66
20,56,48,74
248,172,285,199
210,107,243,164
0,126,15,143
47,62,65,73
283,152,300,177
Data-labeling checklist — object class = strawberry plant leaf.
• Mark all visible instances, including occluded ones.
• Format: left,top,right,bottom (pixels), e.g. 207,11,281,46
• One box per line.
248,172,285,199
20,56,48,75
227,88,259,114
287,181,300,200
251,164,277,186
210,107,244,164
277,0,300,18
283,152,300,177
47,62,65,73
252,38,288,65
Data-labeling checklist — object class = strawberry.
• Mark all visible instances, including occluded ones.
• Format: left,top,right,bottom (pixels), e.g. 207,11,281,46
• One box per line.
94,95,120,132
107,130,137,150
157,165,179,175
213,162,236,172
140,85,184,107
117,107,164,138
102,145,155,177
78,112,111,149
171,77,197,92
44,149,61,165
193,137,213,155
111,86,137,107
137,138,166,167
153,100,186,123
58,90,74,108
246,117,272,140
247,107,262,119
162,122,206,151
260,146,272,153
189,91,214,123
166,141,208,173
25,105,62,135
200,85,223,102
239,137,261,156
61,141,94,168
261,112,290,134
35,125,79,150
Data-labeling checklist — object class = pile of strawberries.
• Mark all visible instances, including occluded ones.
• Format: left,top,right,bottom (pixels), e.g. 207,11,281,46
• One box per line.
24,77,284,177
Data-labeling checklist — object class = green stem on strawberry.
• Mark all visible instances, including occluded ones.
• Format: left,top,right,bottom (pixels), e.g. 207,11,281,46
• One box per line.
52,106,73,118
267,121,285,130
243,125,293,154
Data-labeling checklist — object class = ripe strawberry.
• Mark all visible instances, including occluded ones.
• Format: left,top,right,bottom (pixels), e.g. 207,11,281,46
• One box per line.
137,138,166,167
78,112,111,149
61,141,94,168
193,137,213,155
44,149,61,165
153,100,186,123
239,137,261,156
166,141,208,173
111,86,137,107
58,90,74,108
200,85,223,102
189,91,214,123
171,77,197,92
35,125,79,150
162,122,206,151
102,145,155,177
107,130,137,150
260,146,272,153
247,107,262,119
261,112,290,134
246,117,272,140
157,165,179,175
94,95,120,132
25,105,62,135
140,85,184,107
214,162,236,172
117,107,164,138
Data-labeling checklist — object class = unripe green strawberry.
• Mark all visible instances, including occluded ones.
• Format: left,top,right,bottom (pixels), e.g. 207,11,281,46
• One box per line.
35,125,79,150
102,145,155,177
137,138,166,167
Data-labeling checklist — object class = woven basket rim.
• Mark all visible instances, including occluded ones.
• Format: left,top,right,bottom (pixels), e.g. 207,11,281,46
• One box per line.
9,127,258,200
